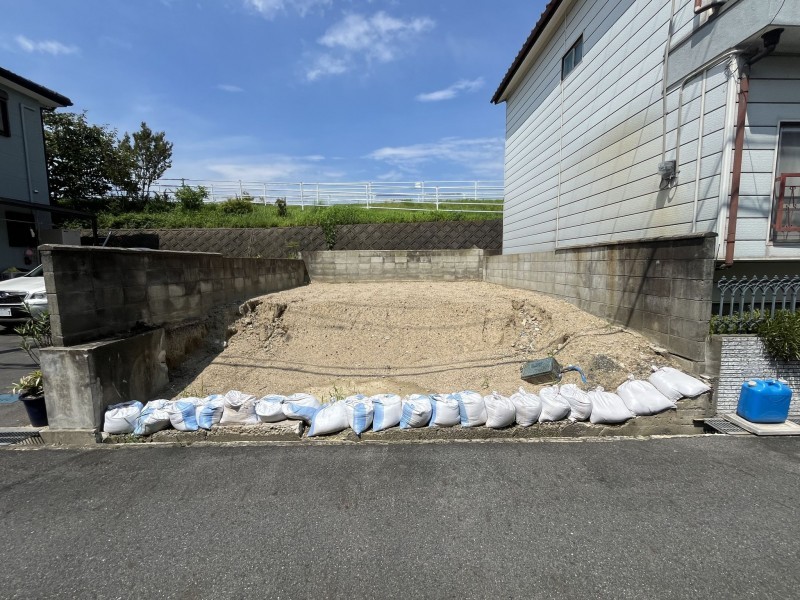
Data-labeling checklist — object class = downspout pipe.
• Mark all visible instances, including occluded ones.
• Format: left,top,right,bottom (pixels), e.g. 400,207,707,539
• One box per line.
723,28,783,267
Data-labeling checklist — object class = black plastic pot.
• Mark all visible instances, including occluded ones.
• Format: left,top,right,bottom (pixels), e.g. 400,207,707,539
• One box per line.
19,392,48,427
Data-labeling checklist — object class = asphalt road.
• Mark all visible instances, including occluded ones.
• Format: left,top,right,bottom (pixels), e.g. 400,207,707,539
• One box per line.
1,436,799,599
0,330,35,426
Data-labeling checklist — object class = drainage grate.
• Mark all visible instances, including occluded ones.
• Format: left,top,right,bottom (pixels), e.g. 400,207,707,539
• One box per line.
704,418,751,435
0,431,44,446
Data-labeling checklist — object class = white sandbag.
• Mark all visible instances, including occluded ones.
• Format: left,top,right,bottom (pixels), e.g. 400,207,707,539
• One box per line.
282,393,321,424
371,394,403,432
617,376,676,416
484,393,516,429
429,394,461,428
455,391,487,428
588,387,634,424
307,401,349,437
166,400,199,432
559,384,592,422
134,400,171,436
197,395,224,430
509,388,542,426
400,394,433,429
103,400,144,434
538,385,571,423
255,395,288,423
220,390,259,425
649,366,710,400
344,395,373,435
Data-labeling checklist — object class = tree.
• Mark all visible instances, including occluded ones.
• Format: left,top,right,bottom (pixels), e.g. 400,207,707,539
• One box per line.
43,111,121,203
118,122,173,201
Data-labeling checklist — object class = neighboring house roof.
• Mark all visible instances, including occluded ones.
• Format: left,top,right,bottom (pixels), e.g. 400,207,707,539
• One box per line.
491,0,564,104
0,66,72,108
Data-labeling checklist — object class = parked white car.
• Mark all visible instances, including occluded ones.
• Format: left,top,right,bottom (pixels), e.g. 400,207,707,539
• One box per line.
0,265,47,330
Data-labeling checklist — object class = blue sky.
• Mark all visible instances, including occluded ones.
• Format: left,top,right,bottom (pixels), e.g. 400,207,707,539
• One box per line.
2,0,543,183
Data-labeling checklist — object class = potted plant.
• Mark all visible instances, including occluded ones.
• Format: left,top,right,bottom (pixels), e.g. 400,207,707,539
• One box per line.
12,308,51,427
13,370,47,426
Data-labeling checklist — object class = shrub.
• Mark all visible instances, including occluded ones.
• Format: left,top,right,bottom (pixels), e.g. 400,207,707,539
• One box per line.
757,310,800,361
175,185,207,211
220,195,255,214
275,197,288,217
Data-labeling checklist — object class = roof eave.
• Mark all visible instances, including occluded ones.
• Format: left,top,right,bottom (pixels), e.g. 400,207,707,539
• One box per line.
491,0,564,104
0,66,72,108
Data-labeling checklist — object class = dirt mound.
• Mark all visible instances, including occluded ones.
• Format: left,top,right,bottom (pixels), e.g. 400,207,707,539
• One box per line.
170,281,675,400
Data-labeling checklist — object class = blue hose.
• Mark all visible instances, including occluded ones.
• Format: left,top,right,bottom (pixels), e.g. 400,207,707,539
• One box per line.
560,365,588,385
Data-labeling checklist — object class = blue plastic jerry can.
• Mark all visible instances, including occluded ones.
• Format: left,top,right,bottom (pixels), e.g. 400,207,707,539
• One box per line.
736,379,793,424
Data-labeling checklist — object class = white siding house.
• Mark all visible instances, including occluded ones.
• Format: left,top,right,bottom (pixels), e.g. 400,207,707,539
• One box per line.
0,67,72,272
493,0,800,264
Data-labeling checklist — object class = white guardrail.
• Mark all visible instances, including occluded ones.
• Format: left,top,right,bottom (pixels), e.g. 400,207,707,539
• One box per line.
148,179,504,213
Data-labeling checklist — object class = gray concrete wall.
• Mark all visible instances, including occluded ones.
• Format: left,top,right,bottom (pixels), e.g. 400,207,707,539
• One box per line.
711,334,800,418
40,245,308,346
41,328,169,431
303,250,495,282
484,234,716,366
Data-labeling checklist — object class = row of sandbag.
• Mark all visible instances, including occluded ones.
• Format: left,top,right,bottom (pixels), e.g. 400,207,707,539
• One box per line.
104,367,709,437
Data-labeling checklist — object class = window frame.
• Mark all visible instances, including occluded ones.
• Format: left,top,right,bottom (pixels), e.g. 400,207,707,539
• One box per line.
0,90,10,137
561,35,583,80
770,121,800,244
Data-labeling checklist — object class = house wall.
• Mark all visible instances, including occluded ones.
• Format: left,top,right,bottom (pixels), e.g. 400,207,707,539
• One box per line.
736,55,800,259
504,0,733,254
0,81,52,270
502,0,800,262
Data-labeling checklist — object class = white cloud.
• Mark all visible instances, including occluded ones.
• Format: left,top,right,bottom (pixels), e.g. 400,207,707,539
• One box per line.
416,78,484,103
368,137,504,178
15,35,78,56
306,11,435,81
176,153,343,182
218,84,245,93
306,55,348,81
245,0,331,19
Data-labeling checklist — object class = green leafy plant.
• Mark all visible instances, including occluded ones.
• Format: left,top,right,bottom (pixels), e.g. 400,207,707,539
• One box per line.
175,185,208,211
275,197,288,217
709,310,766,335
15,309,52,366
757,310,800,362
220,195,255,215
12,308,51,397
12,370,43,397
286,240,300,259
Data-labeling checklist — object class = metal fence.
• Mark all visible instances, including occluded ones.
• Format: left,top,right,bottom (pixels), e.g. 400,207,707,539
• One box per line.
147,179,504,213
716,275,800,330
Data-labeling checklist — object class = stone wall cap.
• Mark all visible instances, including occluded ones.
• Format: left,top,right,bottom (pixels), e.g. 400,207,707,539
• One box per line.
38,244,224,258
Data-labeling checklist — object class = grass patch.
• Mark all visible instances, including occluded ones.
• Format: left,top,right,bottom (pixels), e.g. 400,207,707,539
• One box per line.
94,203,501,229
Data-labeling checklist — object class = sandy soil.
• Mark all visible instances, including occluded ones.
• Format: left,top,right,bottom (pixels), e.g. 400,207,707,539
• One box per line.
168,281,675,401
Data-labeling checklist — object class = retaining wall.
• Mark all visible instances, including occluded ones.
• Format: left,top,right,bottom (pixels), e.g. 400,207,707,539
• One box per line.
709,334,800,417
84,220,502,257
303,249,494,282
41,244,308,346
484,234,716,367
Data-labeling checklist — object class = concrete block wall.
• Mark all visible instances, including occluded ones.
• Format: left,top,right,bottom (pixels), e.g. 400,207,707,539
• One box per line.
41,245,308,346
484,234,716,366
713,335,800,417
303,250,495,282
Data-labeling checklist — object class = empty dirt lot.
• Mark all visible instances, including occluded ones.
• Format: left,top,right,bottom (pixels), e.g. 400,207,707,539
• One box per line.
170,281,676,401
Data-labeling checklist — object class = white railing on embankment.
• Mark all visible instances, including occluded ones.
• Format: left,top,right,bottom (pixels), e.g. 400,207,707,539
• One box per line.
148,179,504,213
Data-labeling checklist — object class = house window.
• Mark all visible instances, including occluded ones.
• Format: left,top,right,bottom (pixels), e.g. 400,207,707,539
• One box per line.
0,90,9,137
772,123,800,243
5,211,37,247
561,36,583,80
